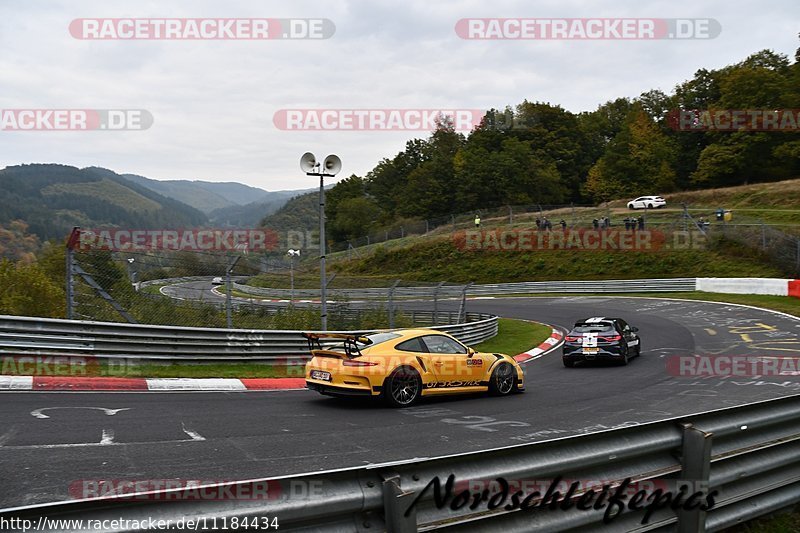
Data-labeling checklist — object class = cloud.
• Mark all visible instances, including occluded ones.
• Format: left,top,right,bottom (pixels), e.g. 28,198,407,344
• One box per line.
0,0,797,190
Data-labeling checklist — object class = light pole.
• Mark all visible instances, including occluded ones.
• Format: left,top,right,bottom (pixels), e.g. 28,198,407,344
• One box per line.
287,249,300,305
300,152,342,330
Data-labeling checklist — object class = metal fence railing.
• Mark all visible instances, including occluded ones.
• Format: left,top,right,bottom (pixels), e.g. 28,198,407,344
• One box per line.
0,312,498,362
3,391,800,531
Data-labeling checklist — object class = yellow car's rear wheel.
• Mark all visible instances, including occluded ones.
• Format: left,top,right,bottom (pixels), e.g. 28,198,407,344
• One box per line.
489,363,516,396
384,366,421,407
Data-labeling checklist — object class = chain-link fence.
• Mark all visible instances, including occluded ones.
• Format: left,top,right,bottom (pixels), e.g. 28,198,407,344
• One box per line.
331,203,800,277
67,231,472,330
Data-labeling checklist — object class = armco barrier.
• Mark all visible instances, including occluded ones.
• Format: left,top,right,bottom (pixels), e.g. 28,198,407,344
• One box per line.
231,277,800,298
3,394,800,532
232,278,698,299
0,312,498,362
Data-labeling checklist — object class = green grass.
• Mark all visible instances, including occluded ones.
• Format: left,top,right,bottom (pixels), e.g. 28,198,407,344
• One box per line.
333,237,785,284
124,363,301,378
0,359,300,379
474,318,552,355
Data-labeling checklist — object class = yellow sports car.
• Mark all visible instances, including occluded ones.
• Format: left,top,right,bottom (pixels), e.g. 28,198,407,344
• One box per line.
304,329,524,407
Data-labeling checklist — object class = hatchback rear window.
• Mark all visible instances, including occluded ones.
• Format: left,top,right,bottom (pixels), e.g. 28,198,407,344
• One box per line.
573,324,615,333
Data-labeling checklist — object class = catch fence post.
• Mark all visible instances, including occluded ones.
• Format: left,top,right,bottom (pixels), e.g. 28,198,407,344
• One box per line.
225,255,241,329
796,238,800,273
65,227,81,320
388,280,401,329
432,281,446,326
458,283,473,323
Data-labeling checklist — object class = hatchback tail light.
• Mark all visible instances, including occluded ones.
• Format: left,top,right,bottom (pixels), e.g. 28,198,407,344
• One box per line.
598,335,622,342
565,335,582,342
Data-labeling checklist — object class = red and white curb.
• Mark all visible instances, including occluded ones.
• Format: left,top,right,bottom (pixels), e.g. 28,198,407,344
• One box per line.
0,375,307,391
514,328,564,363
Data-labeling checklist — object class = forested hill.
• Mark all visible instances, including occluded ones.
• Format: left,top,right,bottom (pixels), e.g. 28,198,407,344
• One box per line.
0,164,208,241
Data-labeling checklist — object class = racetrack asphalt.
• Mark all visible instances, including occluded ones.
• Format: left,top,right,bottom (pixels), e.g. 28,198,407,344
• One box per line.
1,296,799,509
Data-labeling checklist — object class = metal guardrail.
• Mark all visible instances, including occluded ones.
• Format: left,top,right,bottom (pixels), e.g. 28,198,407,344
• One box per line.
0,313,498,362
232,278,698,299
3,393,800,532
468,277,698,294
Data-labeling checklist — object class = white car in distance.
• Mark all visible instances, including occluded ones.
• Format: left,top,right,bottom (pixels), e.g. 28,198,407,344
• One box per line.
627,196,666,209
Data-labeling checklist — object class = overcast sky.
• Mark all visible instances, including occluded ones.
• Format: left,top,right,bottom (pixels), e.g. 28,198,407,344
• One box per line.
0,0,797,192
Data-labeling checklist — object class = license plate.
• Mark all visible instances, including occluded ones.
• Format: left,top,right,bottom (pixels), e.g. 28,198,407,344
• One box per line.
582,348,599,354
310,370,332,382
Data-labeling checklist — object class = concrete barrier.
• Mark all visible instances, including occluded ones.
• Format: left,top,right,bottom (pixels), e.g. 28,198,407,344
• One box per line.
697,277,793,296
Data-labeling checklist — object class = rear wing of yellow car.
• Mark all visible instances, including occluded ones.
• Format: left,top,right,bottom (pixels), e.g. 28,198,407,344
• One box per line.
302,332,373,359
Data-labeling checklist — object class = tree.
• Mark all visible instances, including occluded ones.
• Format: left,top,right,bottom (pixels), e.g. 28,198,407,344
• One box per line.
584,106,678,201
0,259,66,318
331,197,382,241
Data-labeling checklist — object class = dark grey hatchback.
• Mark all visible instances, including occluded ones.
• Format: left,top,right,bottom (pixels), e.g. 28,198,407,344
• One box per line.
562,317,641,367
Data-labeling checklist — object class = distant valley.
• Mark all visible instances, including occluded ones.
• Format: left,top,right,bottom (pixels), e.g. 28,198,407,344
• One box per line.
0,164,311,244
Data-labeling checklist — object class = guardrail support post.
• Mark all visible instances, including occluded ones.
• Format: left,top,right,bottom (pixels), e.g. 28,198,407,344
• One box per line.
677,423,713,533
382,474,417,533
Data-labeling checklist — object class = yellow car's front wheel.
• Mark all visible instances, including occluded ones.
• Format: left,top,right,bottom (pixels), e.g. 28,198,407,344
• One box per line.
489,363,517,396
384,367,422,408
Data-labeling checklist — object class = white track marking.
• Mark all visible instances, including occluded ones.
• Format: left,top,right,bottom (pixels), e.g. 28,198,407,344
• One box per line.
181,423,206,441
100,429,115,445
0,376,33,390
146,378,246,391
30,407,130,419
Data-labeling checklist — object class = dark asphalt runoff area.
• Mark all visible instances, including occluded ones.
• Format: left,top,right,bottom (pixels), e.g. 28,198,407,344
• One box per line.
1,296,799,509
